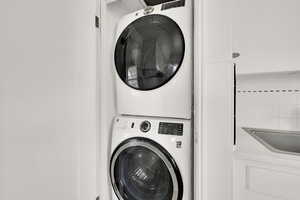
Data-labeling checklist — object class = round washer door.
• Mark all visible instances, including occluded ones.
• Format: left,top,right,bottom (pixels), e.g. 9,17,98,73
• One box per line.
114,14,185,90
110,138,183,200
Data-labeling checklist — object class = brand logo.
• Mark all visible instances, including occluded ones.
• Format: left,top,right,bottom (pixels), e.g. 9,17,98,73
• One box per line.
144,7,154,15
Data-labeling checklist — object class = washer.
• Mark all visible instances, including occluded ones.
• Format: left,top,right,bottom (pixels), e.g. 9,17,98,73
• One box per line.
110,115,192,200
114,1,192,119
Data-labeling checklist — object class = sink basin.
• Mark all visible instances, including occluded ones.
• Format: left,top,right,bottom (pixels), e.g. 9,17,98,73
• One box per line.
242,127,300,155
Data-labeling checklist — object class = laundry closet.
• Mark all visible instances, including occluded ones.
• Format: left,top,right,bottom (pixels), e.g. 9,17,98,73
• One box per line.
98,0,233,200
99,1,194,200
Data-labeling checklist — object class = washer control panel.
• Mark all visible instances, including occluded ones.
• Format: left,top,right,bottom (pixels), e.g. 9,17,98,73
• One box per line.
140,121,151,132
115,117,188,138
158,122,183,136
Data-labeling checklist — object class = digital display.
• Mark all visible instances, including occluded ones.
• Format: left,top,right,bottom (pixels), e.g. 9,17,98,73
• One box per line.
158,122,184,136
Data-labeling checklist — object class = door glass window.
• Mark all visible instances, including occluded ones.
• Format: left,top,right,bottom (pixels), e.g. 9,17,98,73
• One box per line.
113,146,173,200
115,15,185,90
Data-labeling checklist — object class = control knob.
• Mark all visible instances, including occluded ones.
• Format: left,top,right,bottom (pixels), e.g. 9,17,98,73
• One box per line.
140,121,151,133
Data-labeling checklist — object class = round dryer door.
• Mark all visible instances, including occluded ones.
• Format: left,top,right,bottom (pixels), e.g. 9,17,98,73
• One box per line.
110,138,183,200
114,14,185,90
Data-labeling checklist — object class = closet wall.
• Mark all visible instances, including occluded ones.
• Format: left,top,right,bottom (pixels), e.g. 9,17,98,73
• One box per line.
195,0,234,200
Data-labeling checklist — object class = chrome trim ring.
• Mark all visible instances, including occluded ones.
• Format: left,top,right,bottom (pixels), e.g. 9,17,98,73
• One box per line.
110,138,181,200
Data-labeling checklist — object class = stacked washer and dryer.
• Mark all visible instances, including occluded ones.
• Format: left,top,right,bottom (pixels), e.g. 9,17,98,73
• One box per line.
109,0,193,199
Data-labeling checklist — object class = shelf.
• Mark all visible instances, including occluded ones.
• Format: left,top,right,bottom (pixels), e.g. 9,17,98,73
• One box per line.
243,127,300,156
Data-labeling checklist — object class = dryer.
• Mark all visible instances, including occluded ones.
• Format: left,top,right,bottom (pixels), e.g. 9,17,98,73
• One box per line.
110,115,192,200
114,1,193,119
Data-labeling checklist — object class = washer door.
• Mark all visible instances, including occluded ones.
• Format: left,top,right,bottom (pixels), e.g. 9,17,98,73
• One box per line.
114,14,185,90
110,138,183,200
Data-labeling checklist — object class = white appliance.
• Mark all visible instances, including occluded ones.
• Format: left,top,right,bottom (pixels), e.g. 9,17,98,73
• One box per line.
110,115,192,200
114,1,193,119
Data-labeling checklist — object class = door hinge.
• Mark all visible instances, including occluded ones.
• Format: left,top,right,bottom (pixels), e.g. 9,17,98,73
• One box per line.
95,16,100,28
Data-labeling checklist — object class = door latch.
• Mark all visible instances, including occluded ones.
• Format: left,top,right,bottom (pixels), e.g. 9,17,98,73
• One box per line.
232,52,240,59
95,16,100,28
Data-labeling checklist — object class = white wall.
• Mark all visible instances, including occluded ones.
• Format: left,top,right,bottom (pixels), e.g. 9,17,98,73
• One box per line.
201,61,234,200
233,0,300,74
0,0,97,199
237,72,300,131
194,0,234,200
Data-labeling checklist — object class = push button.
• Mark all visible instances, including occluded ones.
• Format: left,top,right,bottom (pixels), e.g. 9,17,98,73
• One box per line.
140,121,151,133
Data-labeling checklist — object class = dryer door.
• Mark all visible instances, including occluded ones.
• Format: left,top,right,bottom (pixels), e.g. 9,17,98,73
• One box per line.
114,14,185,90
110,138,183,200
